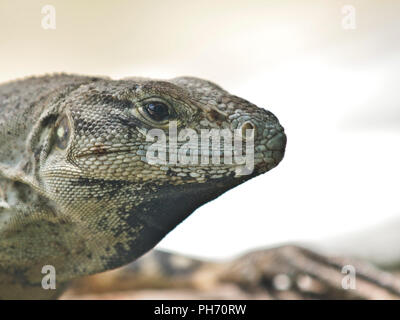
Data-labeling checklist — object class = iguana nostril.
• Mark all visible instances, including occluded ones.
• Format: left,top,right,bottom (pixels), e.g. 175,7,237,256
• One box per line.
240,121,256,138
267,132,287,150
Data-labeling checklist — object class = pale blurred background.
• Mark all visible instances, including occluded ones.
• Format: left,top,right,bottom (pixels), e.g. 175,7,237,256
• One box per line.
1,0,399,266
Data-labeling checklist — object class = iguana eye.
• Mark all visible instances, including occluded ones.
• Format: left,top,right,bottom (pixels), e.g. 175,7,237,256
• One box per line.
55,116,70,150
144,102,170,122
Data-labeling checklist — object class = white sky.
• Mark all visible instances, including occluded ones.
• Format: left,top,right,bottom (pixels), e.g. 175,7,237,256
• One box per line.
1,0,399,261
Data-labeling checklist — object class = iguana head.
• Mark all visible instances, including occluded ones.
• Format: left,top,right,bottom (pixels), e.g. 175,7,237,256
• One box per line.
24,76,286,278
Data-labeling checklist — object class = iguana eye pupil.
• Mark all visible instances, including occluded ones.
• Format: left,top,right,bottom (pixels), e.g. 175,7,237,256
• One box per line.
144,102,169,121
55,116,70,150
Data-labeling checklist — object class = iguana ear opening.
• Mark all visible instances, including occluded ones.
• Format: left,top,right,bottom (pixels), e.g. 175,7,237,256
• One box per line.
54,115,71,150
22,107,61,188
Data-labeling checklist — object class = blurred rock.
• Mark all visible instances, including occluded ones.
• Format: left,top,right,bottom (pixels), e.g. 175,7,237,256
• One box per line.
61,245,400,300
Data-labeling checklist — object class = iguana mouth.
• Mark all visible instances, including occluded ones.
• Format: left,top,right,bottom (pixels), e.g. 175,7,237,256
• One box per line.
74,150,118,158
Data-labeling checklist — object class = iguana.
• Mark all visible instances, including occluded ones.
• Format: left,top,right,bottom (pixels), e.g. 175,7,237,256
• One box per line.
0,74,286,299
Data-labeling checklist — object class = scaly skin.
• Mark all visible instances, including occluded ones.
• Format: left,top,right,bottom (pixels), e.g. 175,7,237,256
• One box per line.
0,74,286,299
